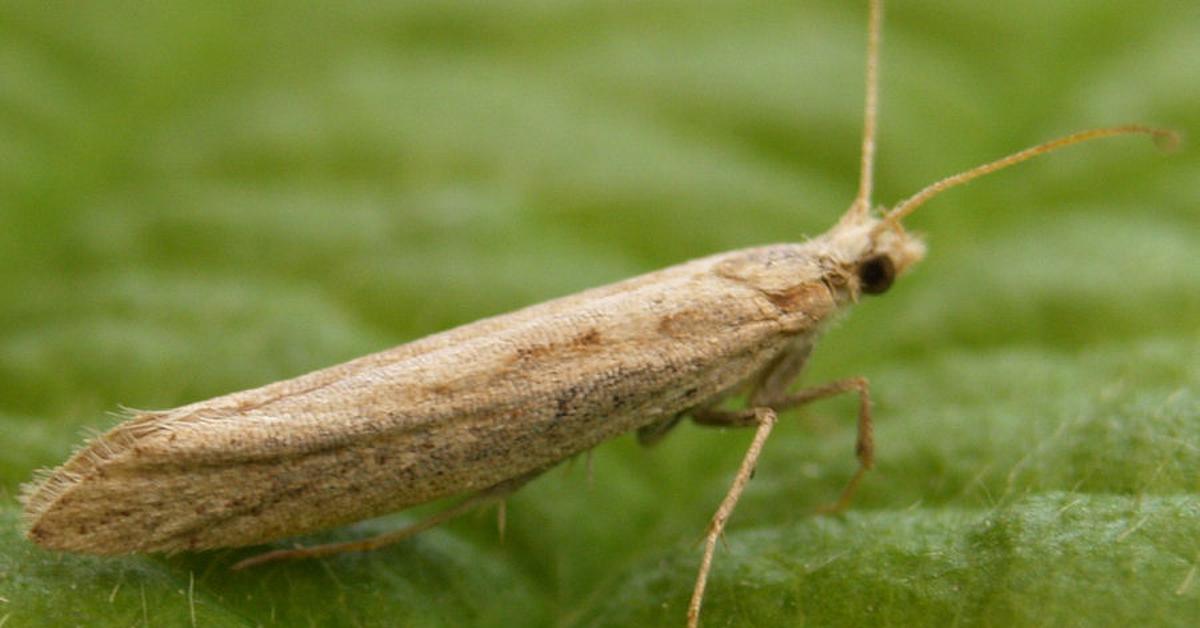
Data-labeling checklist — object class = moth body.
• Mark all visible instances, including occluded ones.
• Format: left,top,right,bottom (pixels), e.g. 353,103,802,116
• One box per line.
21,215,923,554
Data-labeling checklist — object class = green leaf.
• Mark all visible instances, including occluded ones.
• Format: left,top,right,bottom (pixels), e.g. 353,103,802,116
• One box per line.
2,1,1197,626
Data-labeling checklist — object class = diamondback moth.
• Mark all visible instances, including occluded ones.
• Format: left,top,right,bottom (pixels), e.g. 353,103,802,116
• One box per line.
19,1,1178,626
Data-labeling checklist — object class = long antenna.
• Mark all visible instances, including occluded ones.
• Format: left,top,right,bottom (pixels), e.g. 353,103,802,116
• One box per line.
849,0,883,220
882,124,1179,226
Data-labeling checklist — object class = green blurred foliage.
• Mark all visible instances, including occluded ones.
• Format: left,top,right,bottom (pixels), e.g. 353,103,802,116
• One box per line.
1,1,1197,626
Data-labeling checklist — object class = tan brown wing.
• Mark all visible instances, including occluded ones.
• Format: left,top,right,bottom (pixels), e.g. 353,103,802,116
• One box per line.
22,243,836,553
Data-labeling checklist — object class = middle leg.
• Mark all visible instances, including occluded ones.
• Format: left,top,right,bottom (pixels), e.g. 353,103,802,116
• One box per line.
691,376,874,512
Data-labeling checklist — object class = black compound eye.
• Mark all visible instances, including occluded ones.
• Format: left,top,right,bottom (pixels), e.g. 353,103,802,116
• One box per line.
857,255,895,295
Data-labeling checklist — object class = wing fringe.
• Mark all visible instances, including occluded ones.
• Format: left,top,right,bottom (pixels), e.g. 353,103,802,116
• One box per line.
19,407,170,536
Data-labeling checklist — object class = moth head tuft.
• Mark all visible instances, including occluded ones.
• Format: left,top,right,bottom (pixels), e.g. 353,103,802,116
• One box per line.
824,210,926,299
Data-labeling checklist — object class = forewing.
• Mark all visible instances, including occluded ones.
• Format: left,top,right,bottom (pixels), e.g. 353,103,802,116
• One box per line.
23,245,836,553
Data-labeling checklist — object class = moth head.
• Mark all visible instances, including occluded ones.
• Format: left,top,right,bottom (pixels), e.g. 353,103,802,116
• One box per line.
824,207,925,299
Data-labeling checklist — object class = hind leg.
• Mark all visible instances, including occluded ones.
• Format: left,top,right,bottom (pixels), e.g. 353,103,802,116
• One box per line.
231,471,538,570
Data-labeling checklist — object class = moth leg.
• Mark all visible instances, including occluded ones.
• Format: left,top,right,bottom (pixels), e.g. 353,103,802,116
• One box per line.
689,407,759,427
692,377,874,513
772,377,873,514
636,414,685,446
688,407,777,628
496,499,507,543
230,472,537,570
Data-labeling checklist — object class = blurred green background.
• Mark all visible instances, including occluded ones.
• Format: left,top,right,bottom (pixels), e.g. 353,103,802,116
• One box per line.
1,1,1197,626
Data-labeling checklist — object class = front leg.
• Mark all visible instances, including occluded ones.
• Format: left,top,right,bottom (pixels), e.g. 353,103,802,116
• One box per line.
692,376,874,512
